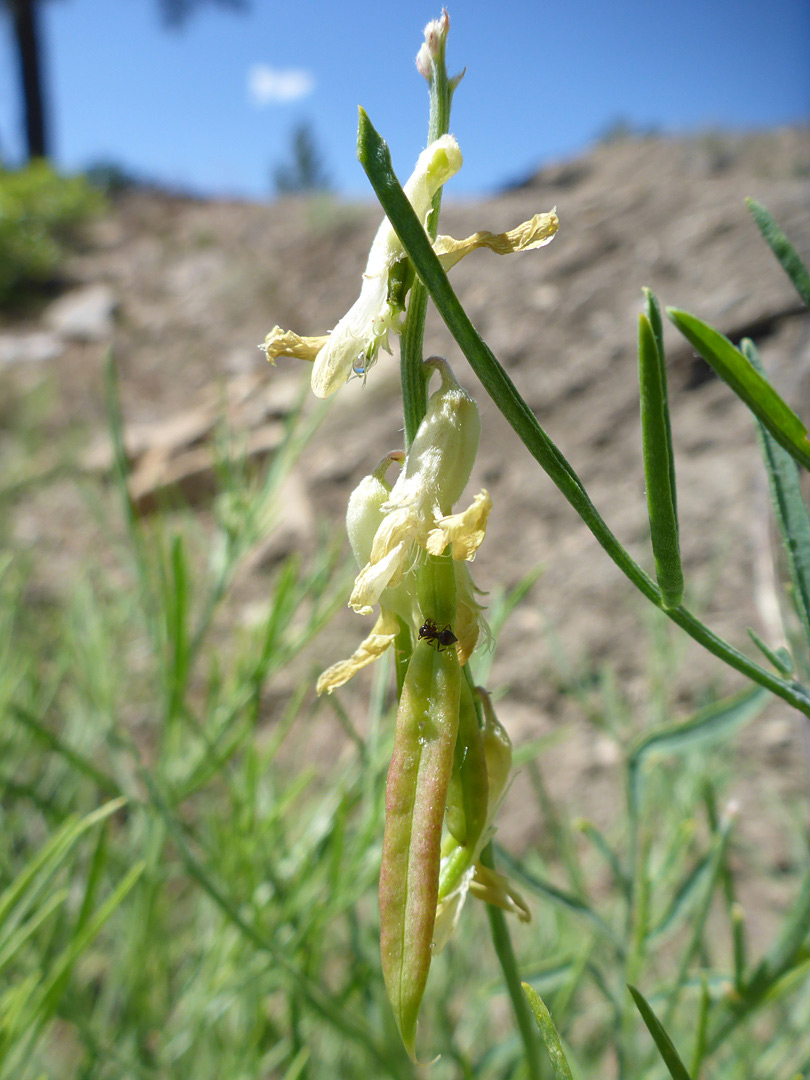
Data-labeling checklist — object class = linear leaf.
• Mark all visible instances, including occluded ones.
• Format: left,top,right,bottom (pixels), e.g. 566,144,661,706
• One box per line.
631,685,767,763
648,850,714,943
521,983,574,1080
746,627,794,676
628,687,768,818
638,309,683,608
667,308,810,471
746,198,810,309
744,338,810,653
629,984,693,1080
746,865,810,1001
644,289,677,518
0,799,126,935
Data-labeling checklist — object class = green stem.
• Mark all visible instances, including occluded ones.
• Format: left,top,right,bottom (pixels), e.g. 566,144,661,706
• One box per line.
399,23,455,445
480,843,543,1079
356,112,810,720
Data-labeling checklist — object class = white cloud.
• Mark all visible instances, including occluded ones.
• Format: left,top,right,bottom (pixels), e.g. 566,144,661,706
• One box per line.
248,64,316,106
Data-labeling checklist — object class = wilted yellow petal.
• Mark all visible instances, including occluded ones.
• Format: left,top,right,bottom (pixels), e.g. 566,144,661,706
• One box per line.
434,210,559,271
469,864,531,922
427,489,492,560
350,538,410,615
453,599,479,666
316,609,400,694
432,866,475,954
262,326,327,365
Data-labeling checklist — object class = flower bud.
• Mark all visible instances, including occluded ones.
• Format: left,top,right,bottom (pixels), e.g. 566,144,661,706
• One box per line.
345,451,404,567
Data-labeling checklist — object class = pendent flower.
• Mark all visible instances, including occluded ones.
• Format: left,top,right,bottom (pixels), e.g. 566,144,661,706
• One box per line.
262,143,559,398
316,357,489,694
264,136,463,398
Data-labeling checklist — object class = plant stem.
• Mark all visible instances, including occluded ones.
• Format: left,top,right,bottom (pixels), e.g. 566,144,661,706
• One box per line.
399,23,454,445
480,843,544,1079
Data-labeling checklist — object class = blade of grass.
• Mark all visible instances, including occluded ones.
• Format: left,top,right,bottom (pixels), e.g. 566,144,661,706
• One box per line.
0,799,126,937
747,628,794,676
521,983,574,1080
744,337,810,653
628,686,768,820
638,307,683,608
746,198,810,308
629,984,693,1080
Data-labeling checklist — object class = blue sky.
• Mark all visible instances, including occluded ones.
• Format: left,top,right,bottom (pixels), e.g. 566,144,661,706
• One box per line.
1,0,808,199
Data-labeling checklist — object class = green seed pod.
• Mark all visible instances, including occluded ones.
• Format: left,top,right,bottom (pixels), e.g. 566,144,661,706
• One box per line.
444,675,489,848
379,553,459,1061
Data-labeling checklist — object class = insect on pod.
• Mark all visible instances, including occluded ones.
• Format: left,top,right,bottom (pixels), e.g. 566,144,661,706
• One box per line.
418,618,458,652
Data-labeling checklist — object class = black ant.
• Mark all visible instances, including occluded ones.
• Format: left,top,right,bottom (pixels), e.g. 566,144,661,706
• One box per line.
418,618,458,651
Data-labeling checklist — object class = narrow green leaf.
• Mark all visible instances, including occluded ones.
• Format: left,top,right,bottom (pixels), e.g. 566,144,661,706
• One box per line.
644,289,677,518
0,799,126,933
629,984,693,1080
746,627,794,676
648,850,714,943
9,703,121,796
638,310,683,608
707,869,810,1052
0,890,68,976
745,337,810,653
35,860,145,1019
521,983,574,1080
167,532,190,721
746,198,810,308
630,685,767,763
576,820,629,894
690,976,711,1079
745,864,810,1001
731,902,747,992
628,687,767,821
667,308,810,471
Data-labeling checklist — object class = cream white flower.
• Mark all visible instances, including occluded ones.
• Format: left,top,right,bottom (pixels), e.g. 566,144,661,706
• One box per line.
264,136,463,398
262,141,559,398
316,358,490,694
349,357,489,617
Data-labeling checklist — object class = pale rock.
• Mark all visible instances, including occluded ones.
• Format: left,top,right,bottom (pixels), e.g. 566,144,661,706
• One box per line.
45,283,117,341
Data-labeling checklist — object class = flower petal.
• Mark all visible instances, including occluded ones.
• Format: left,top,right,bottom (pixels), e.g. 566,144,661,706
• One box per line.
349,538,410,615
427,489,492,560
432,866,474,954
434,210,559,271
262,326,327,364
469,863,531,922
310,136,463,398
316,609,400,694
